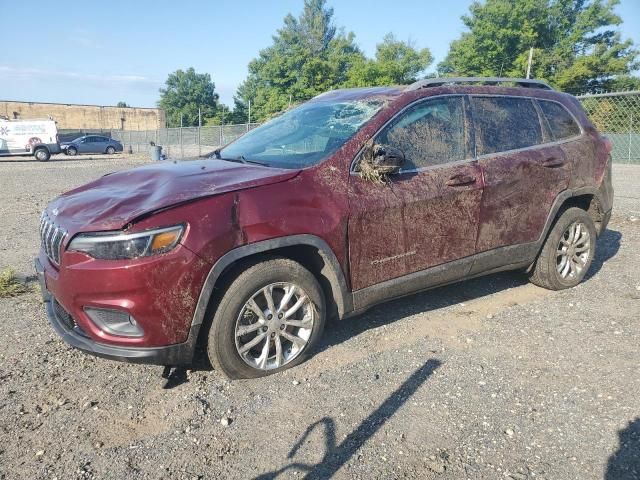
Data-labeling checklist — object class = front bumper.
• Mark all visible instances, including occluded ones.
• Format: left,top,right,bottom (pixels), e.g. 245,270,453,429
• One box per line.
35,257,200,366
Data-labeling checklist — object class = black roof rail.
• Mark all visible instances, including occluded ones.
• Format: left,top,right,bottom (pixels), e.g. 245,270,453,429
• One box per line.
407,77,554,91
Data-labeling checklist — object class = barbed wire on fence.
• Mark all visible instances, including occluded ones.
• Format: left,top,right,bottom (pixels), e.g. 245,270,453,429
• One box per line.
59,91,640,164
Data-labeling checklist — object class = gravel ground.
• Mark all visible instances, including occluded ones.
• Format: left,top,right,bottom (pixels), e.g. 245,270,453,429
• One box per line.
0,155,638,480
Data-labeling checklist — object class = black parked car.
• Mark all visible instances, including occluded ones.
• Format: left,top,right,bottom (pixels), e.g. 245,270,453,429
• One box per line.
61,135,123,155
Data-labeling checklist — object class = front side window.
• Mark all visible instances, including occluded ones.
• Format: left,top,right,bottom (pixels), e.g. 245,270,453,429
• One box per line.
538,100,581,140
471,96,543,155
219,98,384,169
376,96,466,169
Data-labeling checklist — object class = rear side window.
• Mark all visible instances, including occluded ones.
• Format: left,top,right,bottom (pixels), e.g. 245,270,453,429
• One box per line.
471,96,543,155
377,96,466,169
538,100,581,140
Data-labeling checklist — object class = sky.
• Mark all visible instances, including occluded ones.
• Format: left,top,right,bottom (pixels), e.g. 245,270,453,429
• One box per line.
1,0,639,108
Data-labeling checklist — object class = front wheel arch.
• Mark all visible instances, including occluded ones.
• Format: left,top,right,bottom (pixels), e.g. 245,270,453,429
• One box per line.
192,236,352,350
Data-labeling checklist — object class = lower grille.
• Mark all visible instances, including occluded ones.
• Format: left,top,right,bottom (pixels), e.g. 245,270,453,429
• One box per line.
39,211,67,265
52,298,75,330
51,298,88,337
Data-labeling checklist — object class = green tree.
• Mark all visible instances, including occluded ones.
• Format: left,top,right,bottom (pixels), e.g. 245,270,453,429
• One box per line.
439,0,639,94
116,101,129,108
228,96,250,124
236,0,365,121
205,104,232,125
345,33,433,87
158,68,219,126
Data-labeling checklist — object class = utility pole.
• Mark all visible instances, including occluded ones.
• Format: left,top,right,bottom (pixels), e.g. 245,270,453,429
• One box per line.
198,107,201,127
526,47,534,79
289,94,292,107
247,100,251,131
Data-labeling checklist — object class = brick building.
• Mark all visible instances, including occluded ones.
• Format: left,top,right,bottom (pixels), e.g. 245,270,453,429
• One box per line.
0,100,165,131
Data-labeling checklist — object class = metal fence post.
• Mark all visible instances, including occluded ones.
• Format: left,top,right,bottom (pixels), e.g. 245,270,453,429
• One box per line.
198,126,201,157
219,125,223,147
630,114,633,164
180,127,183,158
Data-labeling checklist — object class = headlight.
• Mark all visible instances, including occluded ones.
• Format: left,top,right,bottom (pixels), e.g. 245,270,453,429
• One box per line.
68,225,184,260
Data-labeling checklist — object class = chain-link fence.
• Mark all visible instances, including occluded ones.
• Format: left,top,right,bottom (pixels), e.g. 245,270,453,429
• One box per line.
578,91,640,164
58,91,639,164
109,124,260,158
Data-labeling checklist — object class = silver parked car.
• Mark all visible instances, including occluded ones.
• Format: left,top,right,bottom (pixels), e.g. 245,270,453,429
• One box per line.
62,135,123,156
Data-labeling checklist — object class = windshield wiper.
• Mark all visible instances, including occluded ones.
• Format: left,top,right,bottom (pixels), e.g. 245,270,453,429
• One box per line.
230,155,269,167
210,149,269,167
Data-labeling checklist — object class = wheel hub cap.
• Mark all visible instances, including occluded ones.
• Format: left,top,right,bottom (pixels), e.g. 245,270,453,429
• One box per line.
556,221,591,280
234,282,314,370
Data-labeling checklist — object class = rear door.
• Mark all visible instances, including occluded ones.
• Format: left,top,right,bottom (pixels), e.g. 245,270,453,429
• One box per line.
348,95,483,291
88,136,103,153
471,95,571,253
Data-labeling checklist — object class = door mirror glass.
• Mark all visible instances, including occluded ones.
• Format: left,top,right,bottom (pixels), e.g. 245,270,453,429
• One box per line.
370,144,405,174
359,142,405,183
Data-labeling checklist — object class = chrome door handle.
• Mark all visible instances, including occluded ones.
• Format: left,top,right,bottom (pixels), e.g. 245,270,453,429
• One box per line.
541,157,566,168
446,174,476,187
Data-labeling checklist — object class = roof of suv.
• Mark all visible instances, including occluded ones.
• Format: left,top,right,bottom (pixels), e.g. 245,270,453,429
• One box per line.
312,77,563,104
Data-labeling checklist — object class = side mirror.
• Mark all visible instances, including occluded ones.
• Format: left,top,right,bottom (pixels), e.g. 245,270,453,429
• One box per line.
370,144,405,174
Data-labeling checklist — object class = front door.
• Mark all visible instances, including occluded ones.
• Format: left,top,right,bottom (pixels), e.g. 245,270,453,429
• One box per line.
470,95,571,253
348,95,483,291
77,137,91,153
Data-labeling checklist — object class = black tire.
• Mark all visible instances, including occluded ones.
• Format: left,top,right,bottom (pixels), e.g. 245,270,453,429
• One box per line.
106,146,116,154
34,147,50,162
207,258,326,379
529,207,597,290
67,146,78,156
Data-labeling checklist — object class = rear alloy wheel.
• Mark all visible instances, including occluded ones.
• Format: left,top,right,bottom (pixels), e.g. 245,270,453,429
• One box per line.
106,146,116,154
67,146,78,156
34,147,50,162
207,258,326,379
529,207,597,290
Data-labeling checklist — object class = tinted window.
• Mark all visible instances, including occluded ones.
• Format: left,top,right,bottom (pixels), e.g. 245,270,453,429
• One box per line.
377,96,466,169
471,96,543,155
538,100,581,140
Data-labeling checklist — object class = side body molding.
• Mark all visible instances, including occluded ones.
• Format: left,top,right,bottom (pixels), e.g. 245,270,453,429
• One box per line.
190,234,353,330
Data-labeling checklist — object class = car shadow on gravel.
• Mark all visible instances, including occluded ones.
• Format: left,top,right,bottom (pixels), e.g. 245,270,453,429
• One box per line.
605,417,640,480
254,358,442,479
319,270,528,354
584,228,622,281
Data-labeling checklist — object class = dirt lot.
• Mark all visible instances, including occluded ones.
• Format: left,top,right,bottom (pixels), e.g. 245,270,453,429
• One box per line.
0,155,638,479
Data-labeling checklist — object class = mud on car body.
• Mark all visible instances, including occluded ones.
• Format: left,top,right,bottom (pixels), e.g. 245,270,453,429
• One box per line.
36,77,613,379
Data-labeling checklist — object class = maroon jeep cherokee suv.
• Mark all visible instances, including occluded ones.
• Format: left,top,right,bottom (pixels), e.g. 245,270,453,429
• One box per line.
36,77,613,379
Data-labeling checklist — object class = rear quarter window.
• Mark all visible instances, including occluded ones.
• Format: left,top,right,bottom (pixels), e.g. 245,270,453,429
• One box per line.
538,100,581,140
471,96,543,155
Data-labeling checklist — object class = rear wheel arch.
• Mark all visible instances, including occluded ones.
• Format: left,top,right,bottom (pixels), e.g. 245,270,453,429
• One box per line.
540,188,606,243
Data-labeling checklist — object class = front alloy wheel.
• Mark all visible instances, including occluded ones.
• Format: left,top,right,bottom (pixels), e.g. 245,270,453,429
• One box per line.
207,258,326,379
235,282,315,370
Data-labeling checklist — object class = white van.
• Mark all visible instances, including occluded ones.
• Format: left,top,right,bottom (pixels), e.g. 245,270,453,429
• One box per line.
0,118,61,161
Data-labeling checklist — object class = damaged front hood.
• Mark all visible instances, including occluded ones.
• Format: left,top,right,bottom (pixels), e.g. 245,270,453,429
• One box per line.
48,159,300,232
